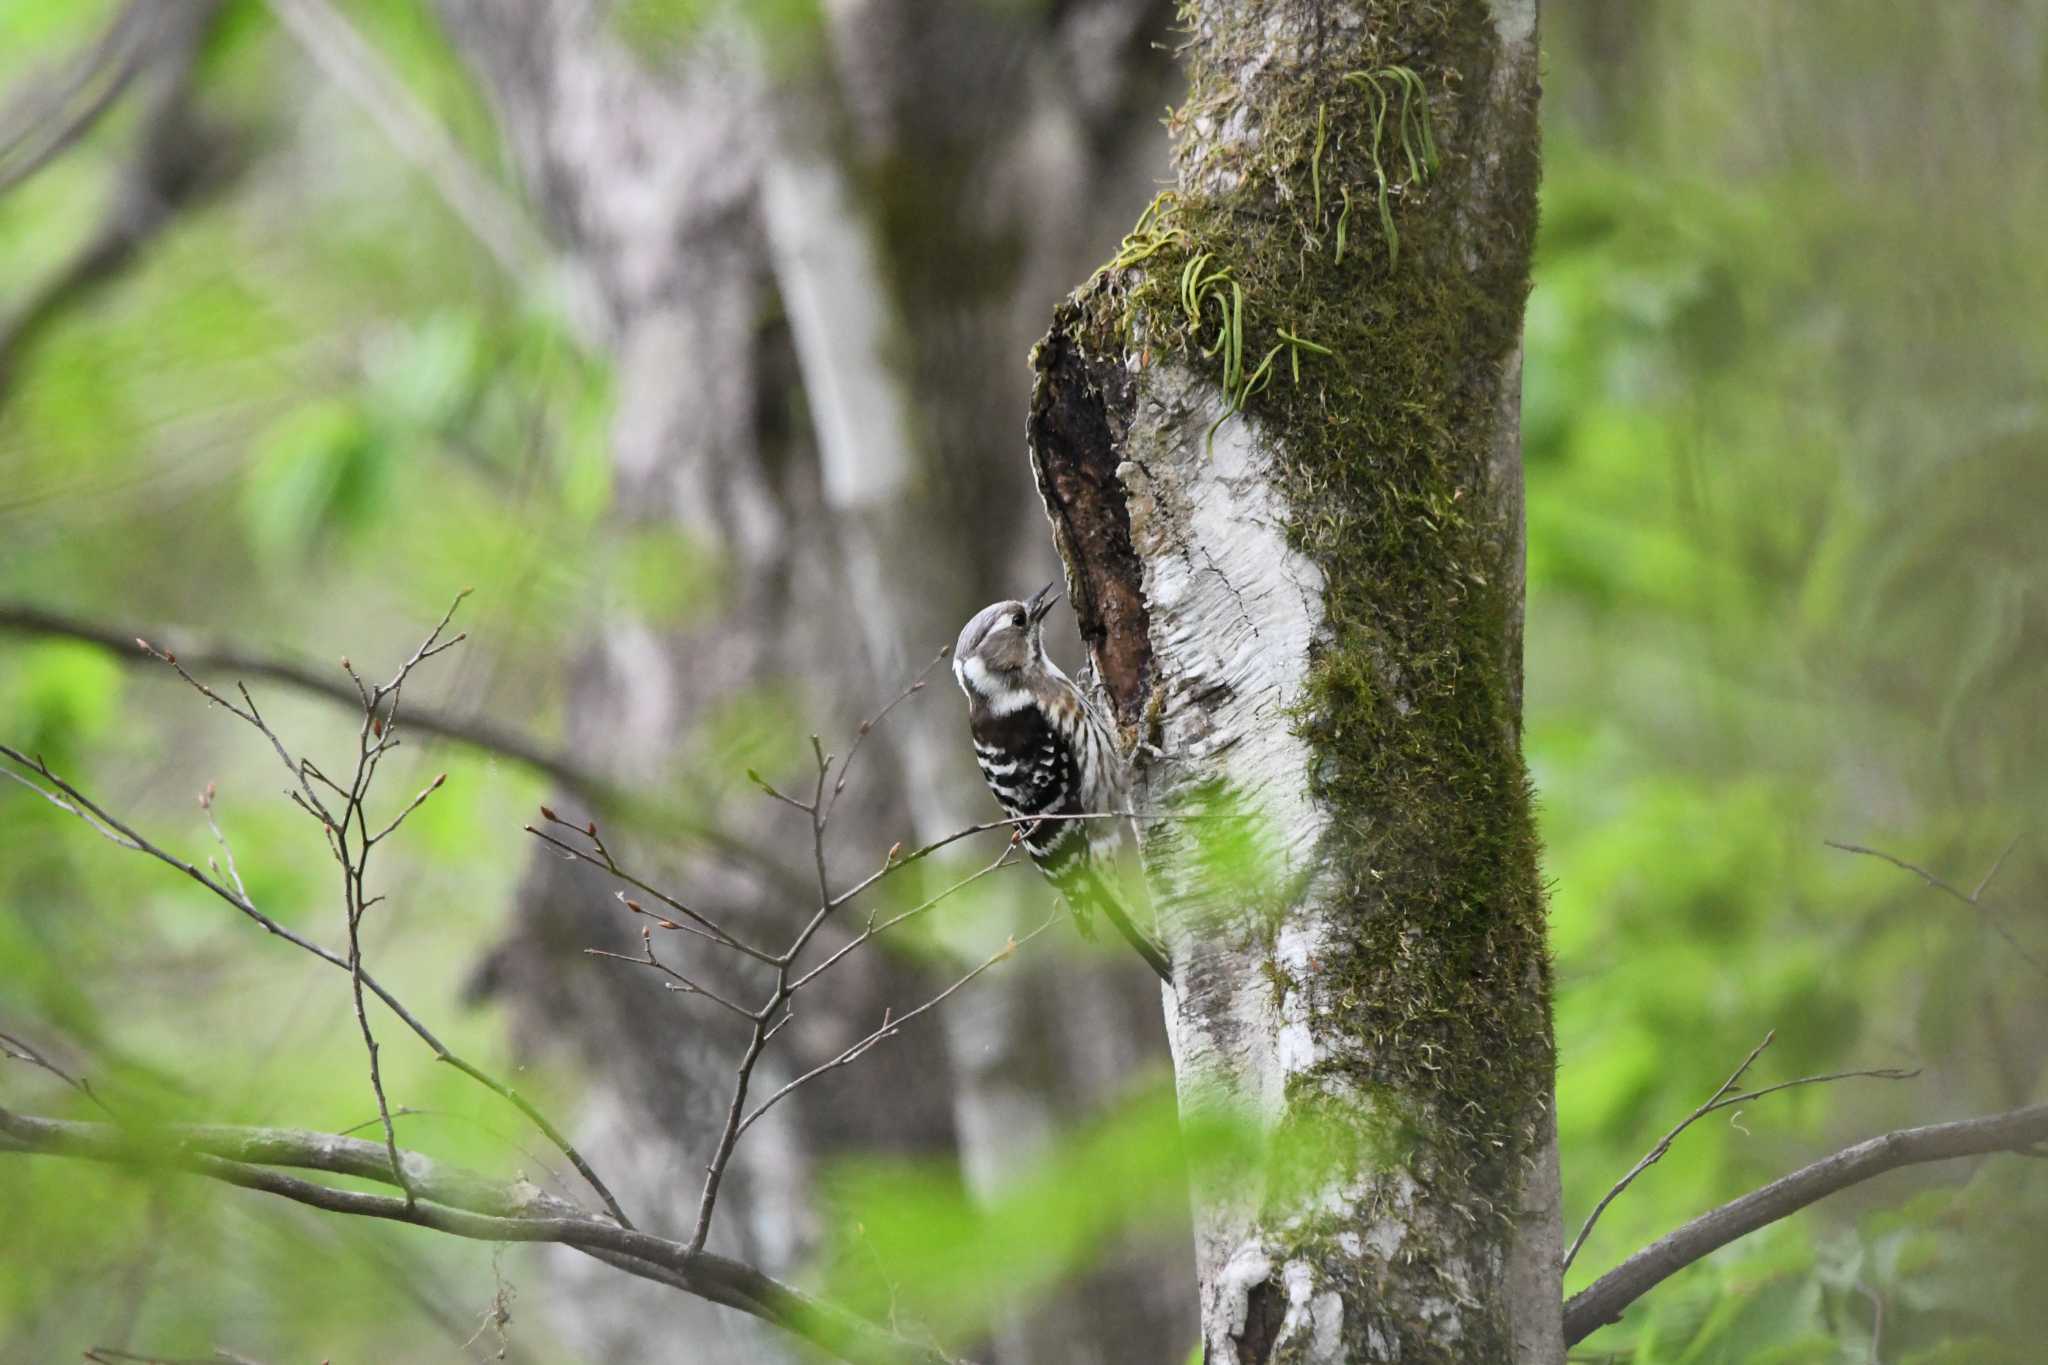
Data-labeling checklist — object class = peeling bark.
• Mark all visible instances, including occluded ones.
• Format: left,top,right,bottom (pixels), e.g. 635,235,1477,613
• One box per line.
1027,311,1150,722
1029,2,1559,1361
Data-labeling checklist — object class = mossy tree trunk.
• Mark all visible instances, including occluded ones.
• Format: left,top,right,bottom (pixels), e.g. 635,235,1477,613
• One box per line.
1028,2,1560,1361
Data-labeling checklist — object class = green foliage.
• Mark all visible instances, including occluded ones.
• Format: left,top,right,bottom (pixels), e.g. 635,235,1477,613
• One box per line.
814,1083,1244,1341
241,397,387,561
1,643,123,763
0,0,2042,1360
1530,3,2048,1356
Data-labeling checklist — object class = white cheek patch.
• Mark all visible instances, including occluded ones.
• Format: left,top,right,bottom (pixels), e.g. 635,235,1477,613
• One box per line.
959,655,1034,716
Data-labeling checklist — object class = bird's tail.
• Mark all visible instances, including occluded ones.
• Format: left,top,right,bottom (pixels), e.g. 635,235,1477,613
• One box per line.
1054,862,1172,984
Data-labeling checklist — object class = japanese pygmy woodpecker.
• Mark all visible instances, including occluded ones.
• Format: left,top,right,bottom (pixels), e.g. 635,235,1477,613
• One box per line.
953,582,1172,983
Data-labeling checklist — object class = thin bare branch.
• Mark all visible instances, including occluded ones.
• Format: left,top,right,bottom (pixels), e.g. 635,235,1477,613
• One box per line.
0,744,631,1231
0,1028,113,1117
198,784,249,899
824,647,949,826
1564,1102,2048,1345
0,1108,967,1365
0,759,143,849
1828,838,2045,978
692,1012,773,1255
1563,1033,1917,1274
789,845,1023,993
825,811,1137,913
735,915,1056,1141
1707,1065,1918,1116
368,771,447,845
586,940,757,1023
527,818,778,965
1972,832,2023,902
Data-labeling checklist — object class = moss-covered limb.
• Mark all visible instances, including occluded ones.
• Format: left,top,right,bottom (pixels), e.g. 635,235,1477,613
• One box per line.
1029,1,1554,1361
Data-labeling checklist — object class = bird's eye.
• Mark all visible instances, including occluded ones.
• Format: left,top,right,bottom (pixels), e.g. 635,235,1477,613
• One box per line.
1010,610,1026,628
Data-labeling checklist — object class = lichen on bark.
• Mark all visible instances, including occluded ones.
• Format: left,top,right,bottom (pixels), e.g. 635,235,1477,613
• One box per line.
1030,1,1555,1361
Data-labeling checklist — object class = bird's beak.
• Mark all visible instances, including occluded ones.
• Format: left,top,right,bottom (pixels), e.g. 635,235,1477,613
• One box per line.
1026,579,1061,625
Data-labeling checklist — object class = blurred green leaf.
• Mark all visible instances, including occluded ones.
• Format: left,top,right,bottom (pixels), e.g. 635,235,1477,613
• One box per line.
0,642,124,760
364,311,481,433
240,398,387,562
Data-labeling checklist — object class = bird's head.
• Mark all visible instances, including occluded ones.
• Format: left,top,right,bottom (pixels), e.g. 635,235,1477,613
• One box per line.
953,581,1060,702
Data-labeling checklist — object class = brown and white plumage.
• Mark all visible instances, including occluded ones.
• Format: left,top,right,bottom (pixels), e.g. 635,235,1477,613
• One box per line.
953,583,1170,982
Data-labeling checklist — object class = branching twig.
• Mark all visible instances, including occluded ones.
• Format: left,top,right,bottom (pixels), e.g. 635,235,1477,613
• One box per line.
548,654,1073,1254
257,593,472,1212
735,915,1057,1141
0,607,633,1230
587,932,758,1023
0,1108,969,1365
0,1027,113,1117
528,812,775,965
1562,1031,1917,1274
1563,1102,2048,1344
0,600,802,892
1828,837,2044,979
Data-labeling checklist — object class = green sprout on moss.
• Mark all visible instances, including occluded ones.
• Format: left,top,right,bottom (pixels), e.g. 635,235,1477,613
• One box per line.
1094,65,1438,446
1177,250,1331,444
1341,65,1440,269
1105,191,1188,273
1311,101,1330,221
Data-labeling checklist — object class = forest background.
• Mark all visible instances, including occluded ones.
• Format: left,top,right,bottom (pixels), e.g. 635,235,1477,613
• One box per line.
2,2,2044,1362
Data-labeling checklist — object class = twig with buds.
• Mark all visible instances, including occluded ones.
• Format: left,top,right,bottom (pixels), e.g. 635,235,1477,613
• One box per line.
1,593,631,1229
532,644,1069,1252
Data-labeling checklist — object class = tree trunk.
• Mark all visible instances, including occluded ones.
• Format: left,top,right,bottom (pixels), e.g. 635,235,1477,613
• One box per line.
1028,2,1560,1362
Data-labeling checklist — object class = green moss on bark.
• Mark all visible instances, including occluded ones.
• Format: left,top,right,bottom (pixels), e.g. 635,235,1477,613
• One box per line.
1082,2,1549,1357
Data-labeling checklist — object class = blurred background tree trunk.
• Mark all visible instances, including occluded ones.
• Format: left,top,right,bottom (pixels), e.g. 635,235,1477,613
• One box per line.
1028,1,1559,1359
432,2,1189,1360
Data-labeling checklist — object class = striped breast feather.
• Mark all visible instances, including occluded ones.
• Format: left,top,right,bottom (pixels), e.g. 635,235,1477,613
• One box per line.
1022,809,1086,865
982,746,1068,816
971,716,1075,817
